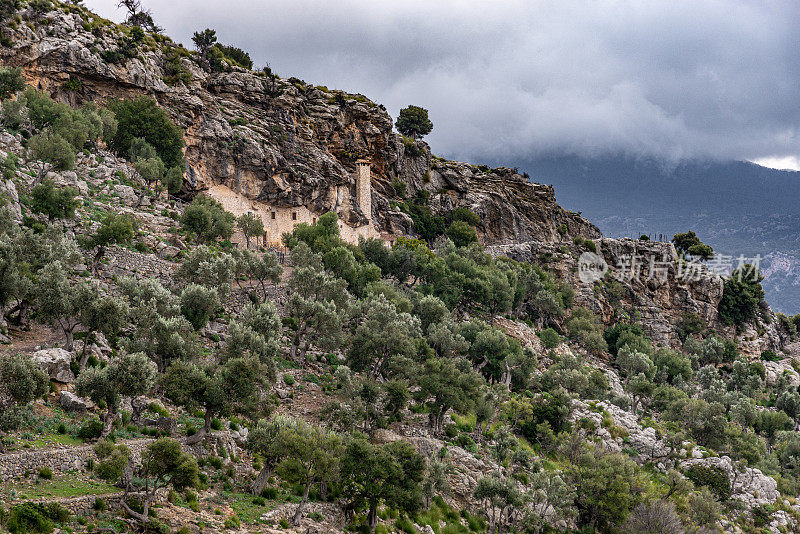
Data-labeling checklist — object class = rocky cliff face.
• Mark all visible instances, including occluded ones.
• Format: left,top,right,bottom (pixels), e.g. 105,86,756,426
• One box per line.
489,238,791,357
0,4,598,244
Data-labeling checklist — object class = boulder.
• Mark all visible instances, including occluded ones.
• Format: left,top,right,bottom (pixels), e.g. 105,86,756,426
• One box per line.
141,416,177,435
157,244,180,259
763,359,800,388
113,184,138,206
31,348,74,383
59,391,88,414
681,455,779,509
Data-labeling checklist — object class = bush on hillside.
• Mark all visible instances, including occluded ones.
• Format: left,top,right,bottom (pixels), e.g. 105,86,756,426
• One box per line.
109,96,184,169
181,195,235,243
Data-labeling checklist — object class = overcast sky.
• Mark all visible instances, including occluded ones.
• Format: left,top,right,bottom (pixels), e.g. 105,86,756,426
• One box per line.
84,0,800,169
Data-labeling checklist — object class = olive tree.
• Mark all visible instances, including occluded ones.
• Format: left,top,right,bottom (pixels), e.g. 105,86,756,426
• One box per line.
161,355,269,444
76,352,157,437
415,357,483,434
232,248,282,302
245,415,298,495
237,212,264,249
95,437,198,525
347,294,421,378
473,475,524,534
340,437,425,533
176,245,235,299
288,244,350,358
0,353,48,437
274,419,342,524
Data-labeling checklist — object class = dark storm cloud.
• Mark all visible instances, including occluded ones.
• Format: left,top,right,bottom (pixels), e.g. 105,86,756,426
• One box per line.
85,0,800,164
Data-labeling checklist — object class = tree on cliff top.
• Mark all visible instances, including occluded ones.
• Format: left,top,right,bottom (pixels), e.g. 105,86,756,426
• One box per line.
396,105,433,140
672,230,714,261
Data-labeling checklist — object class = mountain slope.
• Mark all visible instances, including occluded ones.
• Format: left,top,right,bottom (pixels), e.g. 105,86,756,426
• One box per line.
505,153,800,313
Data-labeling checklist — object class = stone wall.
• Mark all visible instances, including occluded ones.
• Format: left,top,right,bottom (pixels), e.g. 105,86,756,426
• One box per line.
0,439,153,482
206,182,381,247
101,246,178,287
40,492,127,516
355,160,372,222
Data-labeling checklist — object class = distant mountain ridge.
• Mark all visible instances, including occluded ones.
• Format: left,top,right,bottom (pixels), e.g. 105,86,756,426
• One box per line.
495,153,800,313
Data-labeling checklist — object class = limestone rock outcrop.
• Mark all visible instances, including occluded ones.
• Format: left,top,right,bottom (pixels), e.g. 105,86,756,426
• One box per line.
489,238,791,356
0,5,597,245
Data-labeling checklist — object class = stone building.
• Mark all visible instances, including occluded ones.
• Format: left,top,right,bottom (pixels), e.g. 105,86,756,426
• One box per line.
208,161,380,248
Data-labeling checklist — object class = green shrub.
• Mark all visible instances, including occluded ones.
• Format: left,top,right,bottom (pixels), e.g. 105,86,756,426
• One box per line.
538,327,560,349
7,502,70,534
148,402,169,417
685,464,731,501
30,179,79,220
446,220,478,248
216,44,252,70
260,486,278,499
450,207,481,227
180,195,234,243
572,236,597,253
718,264,765,327
0,66,25,100
109,96,184,169
29,132,76,171
283,373,295,386
38,466,53,479
223,514,241,529
455,434,478,453
761,350,779,362
394,516,417,534
77,418,104,441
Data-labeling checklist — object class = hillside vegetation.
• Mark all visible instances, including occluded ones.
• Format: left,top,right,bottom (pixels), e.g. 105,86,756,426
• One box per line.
0,2,799,534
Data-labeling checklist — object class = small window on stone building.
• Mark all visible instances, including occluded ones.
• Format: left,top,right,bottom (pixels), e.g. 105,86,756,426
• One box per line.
271,212,276,220
292,212,297,221
313,217,317,224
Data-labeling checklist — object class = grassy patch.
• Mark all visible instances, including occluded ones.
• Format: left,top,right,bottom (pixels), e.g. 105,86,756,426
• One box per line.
3,476,119,501
221,491,275,524
29,433,84,449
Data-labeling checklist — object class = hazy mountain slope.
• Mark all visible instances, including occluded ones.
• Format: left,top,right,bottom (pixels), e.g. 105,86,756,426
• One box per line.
502,154,800,313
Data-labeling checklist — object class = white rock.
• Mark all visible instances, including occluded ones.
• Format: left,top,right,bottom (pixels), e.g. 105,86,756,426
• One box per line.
31,348,74,383
113,184,138,206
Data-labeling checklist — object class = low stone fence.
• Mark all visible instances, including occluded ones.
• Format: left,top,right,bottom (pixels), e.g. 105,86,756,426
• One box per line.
101,246,178,286
0,439,153,482
30,490,168,516
41,492,127,516
260,502,342,525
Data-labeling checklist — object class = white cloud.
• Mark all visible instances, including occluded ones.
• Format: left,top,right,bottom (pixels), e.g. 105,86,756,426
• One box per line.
752,156,800,171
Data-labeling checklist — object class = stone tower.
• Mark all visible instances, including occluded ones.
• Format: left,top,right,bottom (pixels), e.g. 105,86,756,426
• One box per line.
355,159,372,222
